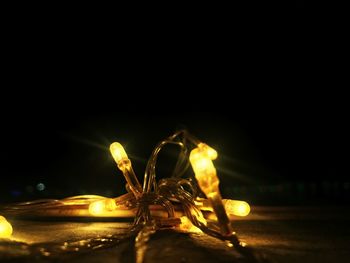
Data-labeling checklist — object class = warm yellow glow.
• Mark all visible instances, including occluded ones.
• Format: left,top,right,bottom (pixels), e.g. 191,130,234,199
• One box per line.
179,216,202,233
198,143,218,160
110,142,129,165
189,149,216,174
0,215,13,238
88,199,117,216
196,199,251,217
190,147,219,196
223,200,250,217
109,141,142,197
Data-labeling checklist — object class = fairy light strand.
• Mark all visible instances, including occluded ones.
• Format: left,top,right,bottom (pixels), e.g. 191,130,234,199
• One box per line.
0,130,259,262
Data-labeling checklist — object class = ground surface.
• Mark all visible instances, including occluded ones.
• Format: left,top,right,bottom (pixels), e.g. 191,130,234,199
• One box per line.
1,207,349,262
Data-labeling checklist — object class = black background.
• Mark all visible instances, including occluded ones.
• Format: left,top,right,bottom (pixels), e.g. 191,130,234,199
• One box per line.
0,95,347,206
0,8,344,207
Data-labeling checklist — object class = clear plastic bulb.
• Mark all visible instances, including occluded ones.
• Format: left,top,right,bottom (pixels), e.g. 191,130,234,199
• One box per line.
110,142,129,167
0,215,13,238
224,200,250,217
190,147,219,196
198,143,218,160
89,199,117,216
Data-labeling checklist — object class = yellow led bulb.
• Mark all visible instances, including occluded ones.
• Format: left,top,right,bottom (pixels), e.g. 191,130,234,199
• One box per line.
196,199,251,217
223,200,251,217
189,148,216,174
190,147,219,197
190,145,233,236
0,215,13,238
89,199,117,216
109,141,142,197
198,143,218,160
110,142,129,168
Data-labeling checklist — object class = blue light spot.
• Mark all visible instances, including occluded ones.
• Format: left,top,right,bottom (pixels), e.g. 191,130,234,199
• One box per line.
36,183,46,191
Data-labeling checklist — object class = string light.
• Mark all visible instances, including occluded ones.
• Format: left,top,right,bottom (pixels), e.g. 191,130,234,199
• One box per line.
0,130,256,261
0,215,13,238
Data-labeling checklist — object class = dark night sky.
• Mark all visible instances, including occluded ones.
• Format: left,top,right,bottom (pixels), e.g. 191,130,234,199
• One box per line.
1,7,341,207
0,10,342,204
0,98,347,205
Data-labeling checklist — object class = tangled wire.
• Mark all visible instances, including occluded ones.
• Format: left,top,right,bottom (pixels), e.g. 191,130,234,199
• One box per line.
1,130,266,263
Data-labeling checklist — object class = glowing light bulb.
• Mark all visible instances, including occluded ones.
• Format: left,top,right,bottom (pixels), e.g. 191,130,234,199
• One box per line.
223,200,250,217
110,142,130,169
89,199,117,216
198,143,218,160
190,145,233,236
0,215,13,238
109,141,142,196
196,199,251,217
190,147,219,197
